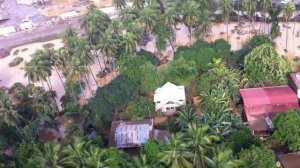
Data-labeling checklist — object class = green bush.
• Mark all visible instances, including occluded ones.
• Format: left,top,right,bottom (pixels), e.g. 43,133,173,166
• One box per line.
130,96,155,120
227,127,261,154
273,110,300,151
86,75,139,125
136,49,160,66
248,35,274,49
142,140,163,161
239,145,276,168
9,57,24,67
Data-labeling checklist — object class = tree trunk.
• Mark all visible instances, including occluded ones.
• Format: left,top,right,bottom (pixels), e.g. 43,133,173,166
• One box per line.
286,18,289,52
83,73,95,97
93,49,103,71
88,66,98,86
54,66,65,92
188,26,192,46
45,79,51,91
79,82,86,102
168,37,175,54
237,0,240,26
226,18,229,42
47,77,53,90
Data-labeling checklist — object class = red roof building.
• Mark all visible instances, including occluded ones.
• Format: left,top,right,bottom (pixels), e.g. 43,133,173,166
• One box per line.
240,86,299,131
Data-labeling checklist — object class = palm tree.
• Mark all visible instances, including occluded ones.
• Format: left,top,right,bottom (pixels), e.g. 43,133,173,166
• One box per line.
34,143,62,168
243,0,258,39
122,32,138,54
197,0,211,10
206,145,243,168
194,10,214,39
159,134,193,168
185,124,220,168
164,6,179,28
217,0,234,42
83,146,105,167
128,154,160,168
113,0,126,10
261,0,272,33
61,138,91,167
181,1,200,45
139,8,157,33
119,7,140,27
98,29,119,67
0,96,23,128
175,104,200,130
281,1,296,52
132,0,145,10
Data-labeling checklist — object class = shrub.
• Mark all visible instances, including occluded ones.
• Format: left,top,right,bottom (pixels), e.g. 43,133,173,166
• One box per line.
142,140,163,161
136,49,160,66
227,127,261,154
211,39,231,58
239,145,276,168
273,110,300,151
86,75,139,125
130,96,155,120
248,35,274,49
42,43,55,49
13,50,19,56
9,57,24,67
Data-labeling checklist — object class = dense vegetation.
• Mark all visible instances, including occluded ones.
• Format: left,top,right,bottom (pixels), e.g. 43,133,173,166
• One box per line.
0,0,299,167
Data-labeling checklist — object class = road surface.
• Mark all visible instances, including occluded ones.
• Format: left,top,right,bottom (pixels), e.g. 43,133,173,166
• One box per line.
0,19,80,49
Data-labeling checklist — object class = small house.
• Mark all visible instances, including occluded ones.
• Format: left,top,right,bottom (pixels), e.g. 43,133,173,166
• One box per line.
279,152,300,168
154,82,186,115
239,86,299,132
109,119,169,148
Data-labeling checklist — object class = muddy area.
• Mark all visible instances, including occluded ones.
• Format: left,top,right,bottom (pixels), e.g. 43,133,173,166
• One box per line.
0,47,11,58
0,0,46,27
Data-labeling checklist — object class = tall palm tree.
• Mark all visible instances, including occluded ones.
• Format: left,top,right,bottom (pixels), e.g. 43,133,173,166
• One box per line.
217,0,234,42
122,32,138,54
206,145,243,168
261,0,272,33
159,134,193,168
139,8,157,33
164,6,179,28
113,0,126,10
98,29,119,67
83,146,105,167
194,10,214,39
119,7,140,27
281,1,296,52
128,154,160,168
0,96,23,128
243,0,258,39
181,1,200,45
133,0,145,10
185,124,220,168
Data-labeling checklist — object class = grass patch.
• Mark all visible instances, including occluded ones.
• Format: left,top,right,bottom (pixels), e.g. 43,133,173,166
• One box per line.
9,57,24,67
13,50,19,56
42,43,55,49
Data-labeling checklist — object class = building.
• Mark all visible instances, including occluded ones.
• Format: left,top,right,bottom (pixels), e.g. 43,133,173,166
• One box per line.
154,82,186,115
239,86,299,132
0,26,16,36
109,119,169,148
279,152,300,168
288,72,300,98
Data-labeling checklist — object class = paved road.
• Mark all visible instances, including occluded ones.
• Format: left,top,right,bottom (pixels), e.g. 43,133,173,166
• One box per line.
0,19,80,49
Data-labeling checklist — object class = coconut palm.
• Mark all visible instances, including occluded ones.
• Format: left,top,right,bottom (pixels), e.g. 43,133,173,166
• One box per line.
206,145,243,168
119,7,140,27
197,0,211,10
113,0,126,10
281,1,296,52
133,0,145,10
217,0,234,41
0,96,23,128
139,8,157,33
34,143,63,168
193,10,214,38
181,1,200,45
243,0,258,38
164,6,179,28
98,29,119,67
260,0,272,33
185,124,220,168
83,146,105,167
128,154,161,168
122,32,138,54
159,134,193,168
61,138,91,167
175,104,200,130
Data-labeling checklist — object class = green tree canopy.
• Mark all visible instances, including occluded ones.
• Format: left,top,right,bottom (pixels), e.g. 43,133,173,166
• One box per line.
244,44,291,87
129,96,155,120
273,110,300,151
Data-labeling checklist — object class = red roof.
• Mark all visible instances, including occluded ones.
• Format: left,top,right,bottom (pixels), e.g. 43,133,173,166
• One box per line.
239,86,299,131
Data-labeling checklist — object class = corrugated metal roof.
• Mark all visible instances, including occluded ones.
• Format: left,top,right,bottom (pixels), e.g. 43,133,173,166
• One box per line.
240,86,299,131
239,86,298,106
279,152,300,168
